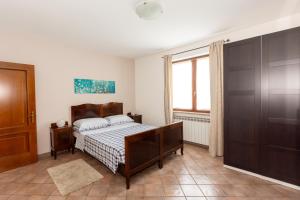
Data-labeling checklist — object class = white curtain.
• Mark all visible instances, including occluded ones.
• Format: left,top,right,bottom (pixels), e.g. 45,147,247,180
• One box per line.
164,55,173,124
209,40,224,157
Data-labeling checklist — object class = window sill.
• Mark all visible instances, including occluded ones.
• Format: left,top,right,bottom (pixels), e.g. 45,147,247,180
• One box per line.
173,110,210,116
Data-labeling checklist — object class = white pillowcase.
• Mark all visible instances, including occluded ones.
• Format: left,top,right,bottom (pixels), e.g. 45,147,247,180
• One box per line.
73,118,109,132
105,115,134,126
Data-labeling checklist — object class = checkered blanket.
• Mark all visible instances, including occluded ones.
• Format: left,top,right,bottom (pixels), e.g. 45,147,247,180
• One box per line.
84,123,156,173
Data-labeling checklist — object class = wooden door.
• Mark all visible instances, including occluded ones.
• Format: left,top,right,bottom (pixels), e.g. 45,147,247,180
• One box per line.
0,61,37,172
261,27,300,185
224,37,261,172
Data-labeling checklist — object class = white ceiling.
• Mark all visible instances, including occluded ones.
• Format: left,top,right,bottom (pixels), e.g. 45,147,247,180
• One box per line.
0,0,300,58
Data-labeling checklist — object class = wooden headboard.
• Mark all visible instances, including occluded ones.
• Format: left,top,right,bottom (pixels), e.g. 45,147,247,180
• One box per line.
71,102,123,124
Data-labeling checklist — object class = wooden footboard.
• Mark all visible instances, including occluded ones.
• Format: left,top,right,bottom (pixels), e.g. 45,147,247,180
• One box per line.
123,121,183,189
161,121,184,158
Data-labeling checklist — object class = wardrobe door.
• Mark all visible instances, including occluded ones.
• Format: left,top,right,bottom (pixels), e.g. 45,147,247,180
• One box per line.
261,27,300,185
224,37,261,172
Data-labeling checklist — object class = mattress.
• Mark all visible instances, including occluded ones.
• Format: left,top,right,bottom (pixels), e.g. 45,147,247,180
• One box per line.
74,122,156,173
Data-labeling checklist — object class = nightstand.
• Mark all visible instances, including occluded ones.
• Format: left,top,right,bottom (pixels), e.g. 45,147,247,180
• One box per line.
50,121,74,159
128,114,142,123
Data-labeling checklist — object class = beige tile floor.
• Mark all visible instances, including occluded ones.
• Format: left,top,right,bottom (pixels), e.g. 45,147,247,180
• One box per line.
0,144,299,200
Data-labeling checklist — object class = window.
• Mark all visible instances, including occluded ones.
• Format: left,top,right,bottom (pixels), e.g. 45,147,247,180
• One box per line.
172,55,210,112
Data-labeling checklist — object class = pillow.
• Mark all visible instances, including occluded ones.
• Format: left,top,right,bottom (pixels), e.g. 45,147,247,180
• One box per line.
105,115,134,126
73,118,109,131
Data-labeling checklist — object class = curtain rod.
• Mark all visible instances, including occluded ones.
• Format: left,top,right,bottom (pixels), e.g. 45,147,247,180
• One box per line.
162,39,230,58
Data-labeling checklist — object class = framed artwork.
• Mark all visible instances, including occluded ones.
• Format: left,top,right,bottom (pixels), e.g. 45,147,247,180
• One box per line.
74,78,115,94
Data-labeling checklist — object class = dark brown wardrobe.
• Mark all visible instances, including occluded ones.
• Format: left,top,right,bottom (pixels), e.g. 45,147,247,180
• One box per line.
224,27,300,186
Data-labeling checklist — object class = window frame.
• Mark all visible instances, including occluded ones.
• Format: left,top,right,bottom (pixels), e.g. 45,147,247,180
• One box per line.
172,54,210,113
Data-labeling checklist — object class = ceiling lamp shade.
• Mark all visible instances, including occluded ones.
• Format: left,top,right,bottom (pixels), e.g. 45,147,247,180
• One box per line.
135,0,163,20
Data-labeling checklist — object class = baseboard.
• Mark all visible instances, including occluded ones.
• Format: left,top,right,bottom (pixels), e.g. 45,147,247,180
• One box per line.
224,165,300,190
184,140,209,149
38,152,51,160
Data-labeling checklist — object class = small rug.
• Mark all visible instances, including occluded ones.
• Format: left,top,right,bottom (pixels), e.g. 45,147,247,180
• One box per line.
47,159,103,196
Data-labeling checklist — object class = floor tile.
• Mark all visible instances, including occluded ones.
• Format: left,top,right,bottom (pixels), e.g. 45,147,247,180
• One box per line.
142,197,164,200
205,198,260,200
206,175,230,185
187,168,204,175
106,186,126,197
16,183,56,196
126,185,144,197
14,173,36,183
176,175,196,184
270,184,300,198
192,175,212,184
7,195,30,200
249,184,284,197
219,185,252,197
69,185,92,196
30,173,50,184
0,144,297,200
66,196,86,200
185,197,206,200
105,197,126,200
88,185,109,197
130,175,145,185
0,183,25,195
163,185,184,196
144,184,164,196
161,175,179,185
0,173,20,183
47,196,66,200
144,176,162,185
198,185,226,196
180,185,204,197
28,195,49,200
93,175,113,185
85,197,104,200
164,197,186,200
0,195,10,200
223,174,254,185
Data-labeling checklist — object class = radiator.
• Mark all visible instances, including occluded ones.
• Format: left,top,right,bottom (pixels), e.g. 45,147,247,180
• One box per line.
173,113,210,146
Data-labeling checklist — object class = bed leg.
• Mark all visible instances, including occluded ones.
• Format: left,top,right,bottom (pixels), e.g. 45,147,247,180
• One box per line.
126,176,130,189
158,160,163,169
181,147,184,155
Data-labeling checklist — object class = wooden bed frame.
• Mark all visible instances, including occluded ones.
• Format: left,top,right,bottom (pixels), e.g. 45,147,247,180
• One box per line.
71,102,183,189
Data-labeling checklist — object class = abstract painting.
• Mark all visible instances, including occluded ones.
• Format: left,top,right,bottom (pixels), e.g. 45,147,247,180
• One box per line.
74,78,115,94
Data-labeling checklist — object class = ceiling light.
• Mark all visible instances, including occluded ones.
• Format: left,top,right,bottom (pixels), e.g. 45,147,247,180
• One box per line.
135,0,163,20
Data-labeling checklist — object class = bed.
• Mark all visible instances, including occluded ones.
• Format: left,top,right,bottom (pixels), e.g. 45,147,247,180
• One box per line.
71,102,183,189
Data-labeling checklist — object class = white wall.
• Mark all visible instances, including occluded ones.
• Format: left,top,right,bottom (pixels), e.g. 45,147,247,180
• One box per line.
135,13,300,126
0,32,135,154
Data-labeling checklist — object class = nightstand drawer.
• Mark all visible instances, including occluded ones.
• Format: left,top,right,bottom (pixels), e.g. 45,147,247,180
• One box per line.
54,131,72,148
